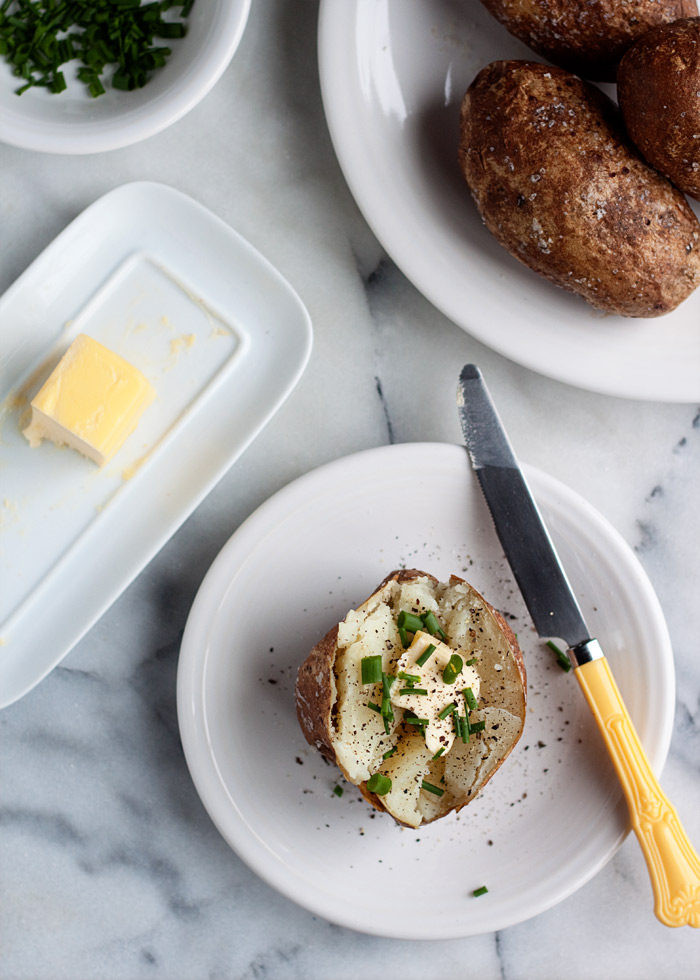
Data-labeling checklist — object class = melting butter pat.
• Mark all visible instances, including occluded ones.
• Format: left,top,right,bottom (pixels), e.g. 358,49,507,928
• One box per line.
391,631,481,755
23,334,155,466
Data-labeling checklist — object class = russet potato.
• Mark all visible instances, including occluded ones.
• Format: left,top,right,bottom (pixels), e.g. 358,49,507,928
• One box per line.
619,18,700,200
479,0,697,81
459,61,700,317
295,570,526,828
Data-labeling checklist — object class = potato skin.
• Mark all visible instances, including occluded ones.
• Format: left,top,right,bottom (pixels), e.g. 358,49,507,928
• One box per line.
295,569,526,826
619,18,700,200
459,61,700,317
479,0,697,81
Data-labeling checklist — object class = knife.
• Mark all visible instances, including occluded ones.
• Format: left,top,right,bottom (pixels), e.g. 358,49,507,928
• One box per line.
457,363,700,928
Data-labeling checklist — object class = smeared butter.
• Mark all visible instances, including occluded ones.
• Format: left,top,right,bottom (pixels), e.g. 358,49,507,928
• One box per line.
23,334,155,466
391,631,480,755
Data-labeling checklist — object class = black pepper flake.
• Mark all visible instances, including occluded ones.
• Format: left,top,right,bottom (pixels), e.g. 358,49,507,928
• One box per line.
295,757,304,765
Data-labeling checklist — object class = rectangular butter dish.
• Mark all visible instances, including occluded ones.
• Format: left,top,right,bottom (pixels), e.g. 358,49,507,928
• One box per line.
0,182,312,708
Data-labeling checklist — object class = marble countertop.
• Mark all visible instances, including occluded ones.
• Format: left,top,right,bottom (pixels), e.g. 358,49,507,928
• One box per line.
2,2,699,977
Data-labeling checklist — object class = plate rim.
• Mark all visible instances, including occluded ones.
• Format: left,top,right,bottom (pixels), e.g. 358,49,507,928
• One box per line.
176,441,675,938
0,180,312,708
317,0,699,403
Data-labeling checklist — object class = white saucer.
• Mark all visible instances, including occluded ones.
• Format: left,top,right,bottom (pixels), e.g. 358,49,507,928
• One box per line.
177,443,674,938
318,1,700,402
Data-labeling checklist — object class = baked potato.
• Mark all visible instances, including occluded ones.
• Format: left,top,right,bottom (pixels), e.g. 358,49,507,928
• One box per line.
295,569,526,828
478,0,697,81
459,61,700,317
618,18,700,200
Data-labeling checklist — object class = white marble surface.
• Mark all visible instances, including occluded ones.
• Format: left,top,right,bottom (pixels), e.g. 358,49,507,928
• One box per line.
1,2,699,977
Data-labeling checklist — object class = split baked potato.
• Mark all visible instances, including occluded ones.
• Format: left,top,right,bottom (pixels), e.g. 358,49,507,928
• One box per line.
295,570,526,828
478,0,697,81
459,61,700,317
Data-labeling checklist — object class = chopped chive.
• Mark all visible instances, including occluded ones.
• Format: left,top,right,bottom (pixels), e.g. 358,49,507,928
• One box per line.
397,610,424,633
421,611,446,639
367,702,381,713
442,654,463,685
466,657,477,666
438,702,457,720
455,714,469,743
383,716,391,735
333,785,343,797
547,640,572,672
367,773,392,795
382,672,394,720
361,655,382,685
0,2,194,99
432,747,446,759
473,885,488,897
470,720,486,733
416,643,436,667
399,626,410,648
464,687,478,711
405,717,428,727
398,671,420,683
421,779,444,797
382,746,397,760
399,687,428,696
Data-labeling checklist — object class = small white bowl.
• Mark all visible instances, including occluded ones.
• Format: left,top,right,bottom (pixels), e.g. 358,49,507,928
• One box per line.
0,0,250,154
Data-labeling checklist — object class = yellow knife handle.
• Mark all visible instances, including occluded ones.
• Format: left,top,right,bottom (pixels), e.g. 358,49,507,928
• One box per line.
573,644,700,928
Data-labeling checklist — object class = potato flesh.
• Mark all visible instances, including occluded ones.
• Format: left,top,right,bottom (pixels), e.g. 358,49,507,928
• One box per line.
331,576,525,828
333,601,402,782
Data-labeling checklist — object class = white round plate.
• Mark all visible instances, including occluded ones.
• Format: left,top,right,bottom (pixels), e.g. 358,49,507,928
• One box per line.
0,0,250,154
177,443,674,938
318,1,700,402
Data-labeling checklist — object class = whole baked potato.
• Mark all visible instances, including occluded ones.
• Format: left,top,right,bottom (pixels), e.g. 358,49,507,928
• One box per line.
618,18,700,200
479,0,697,81
295,569,526,828
459,61,700,317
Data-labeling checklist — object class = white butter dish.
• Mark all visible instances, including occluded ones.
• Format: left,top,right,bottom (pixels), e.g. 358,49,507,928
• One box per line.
0,182,312,708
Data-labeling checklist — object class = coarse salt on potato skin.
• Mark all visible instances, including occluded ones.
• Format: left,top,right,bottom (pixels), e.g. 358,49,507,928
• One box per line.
478,0,697,82
459,60,700,317
618,18,700,201
295,569,527,828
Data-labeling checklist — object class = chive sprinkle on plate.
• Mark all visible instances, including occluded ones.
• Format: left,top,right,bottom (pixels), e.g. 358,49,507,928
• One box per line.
0,0,195,98
473,885,488,898
546,640,572,672
332,785,343,798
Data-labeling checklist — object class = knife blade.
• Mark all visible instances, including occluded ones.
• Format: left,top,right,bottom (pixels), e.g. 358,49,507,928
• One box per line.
456,363,700,929
457,363,590,651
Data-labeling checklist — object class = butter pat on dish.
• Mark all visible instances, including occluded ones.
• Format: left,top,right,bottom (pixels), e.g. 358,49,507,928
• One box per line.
23,334,155,466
